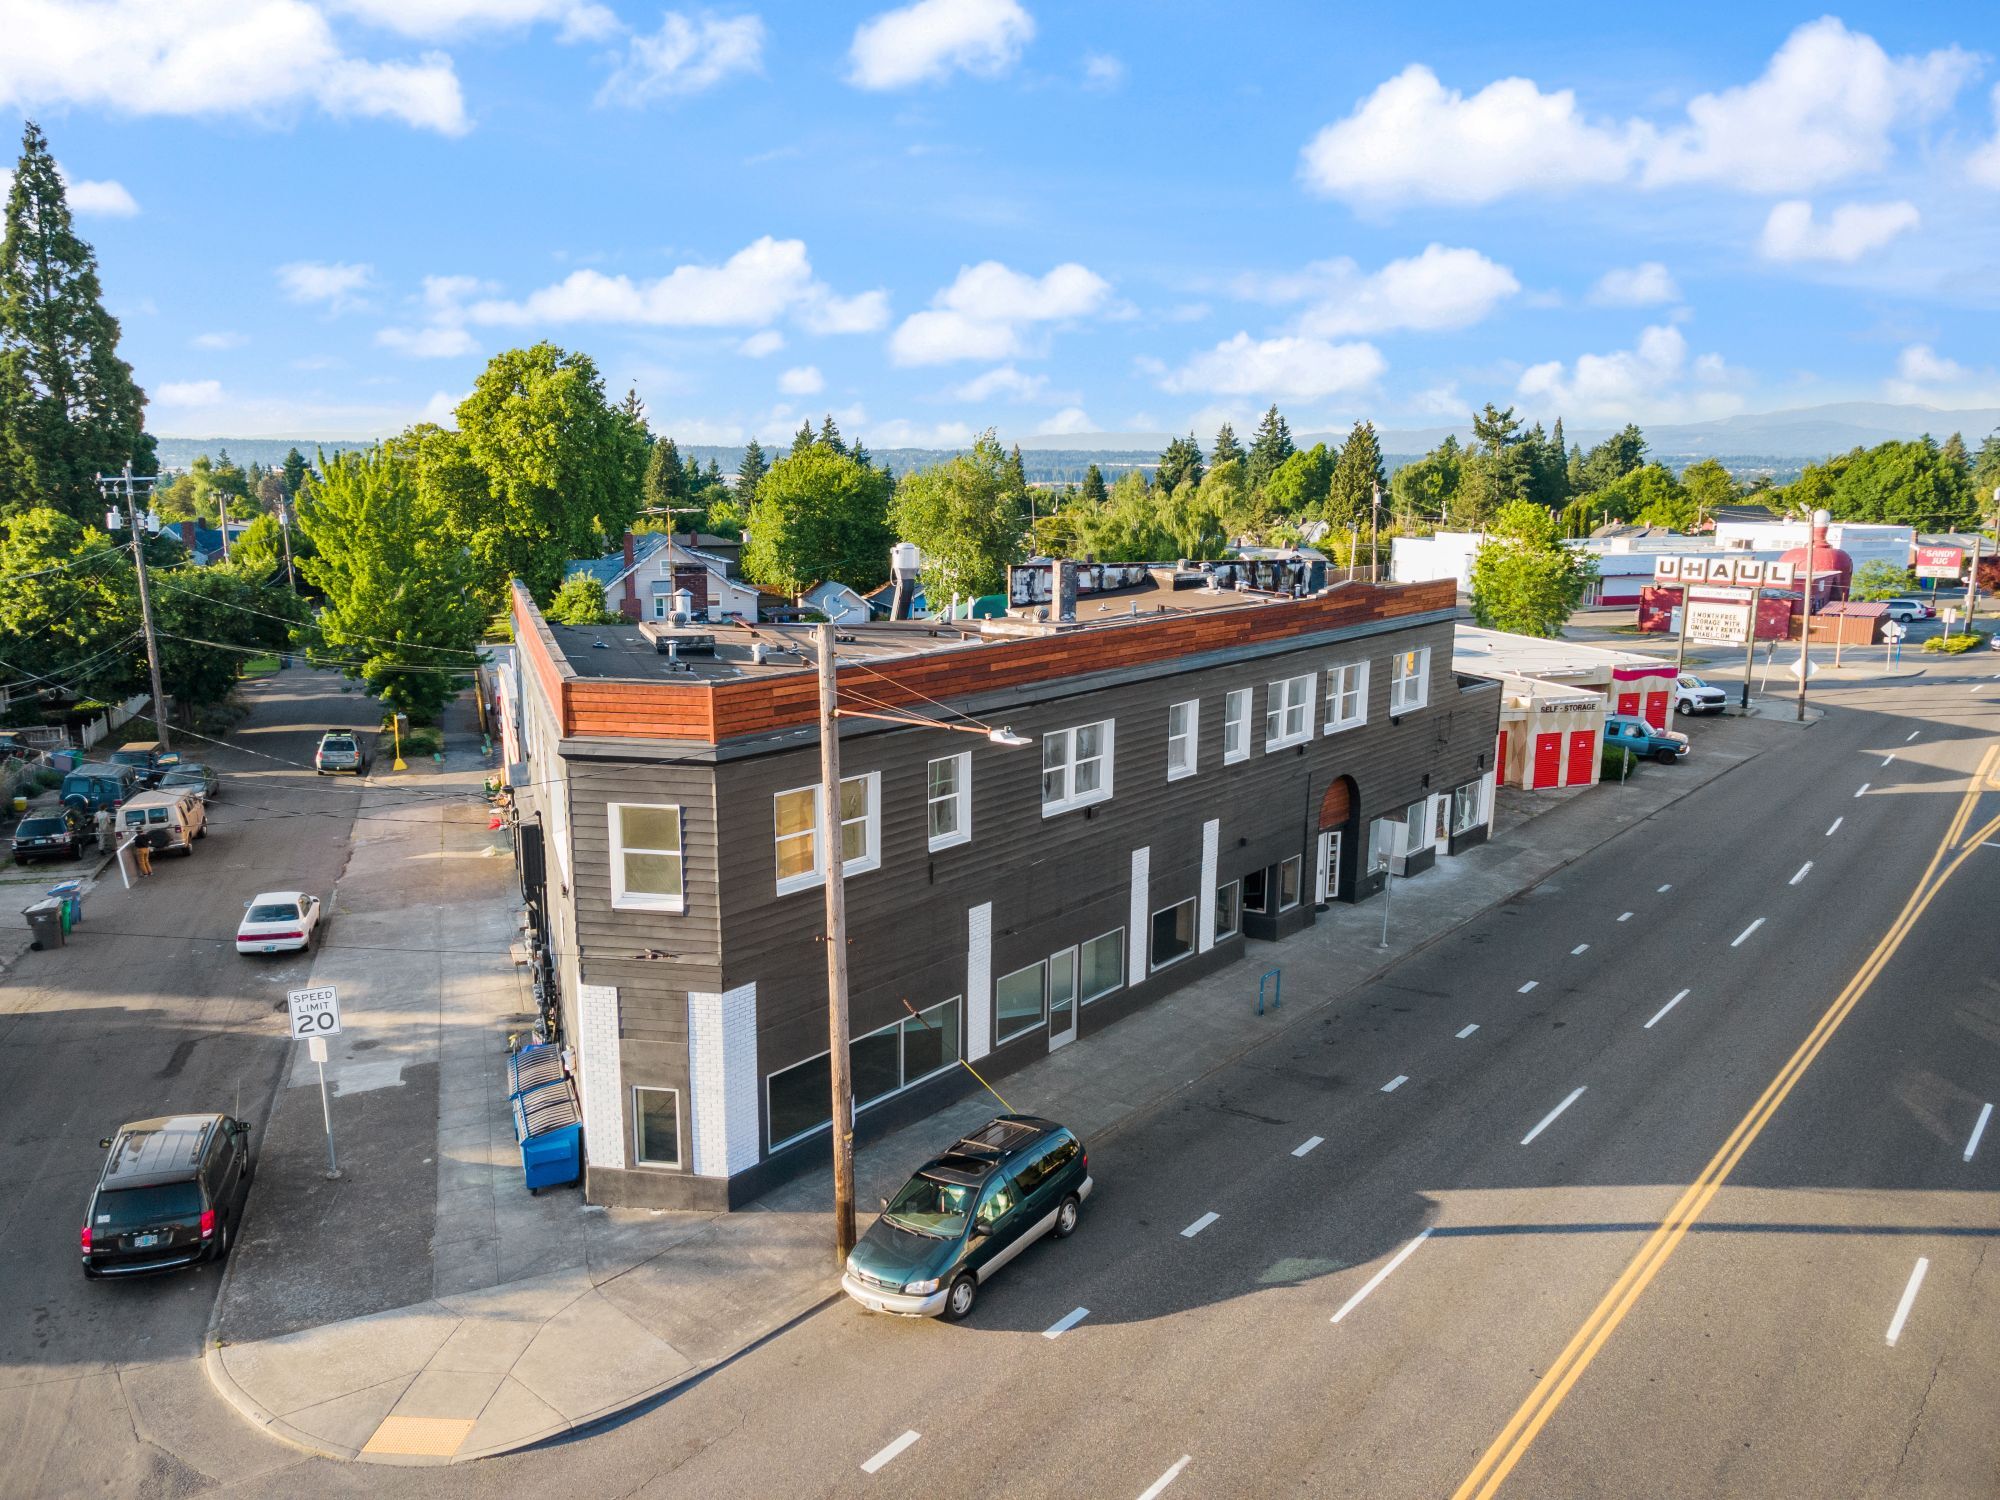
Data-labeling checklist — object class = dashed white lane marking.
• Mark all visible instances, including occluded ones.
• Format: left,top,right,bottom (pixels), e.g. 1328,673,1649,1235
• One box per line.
1521,1087,1587,1146
1855,783,1870,797
1645,989,1692,1029
1789,861,1813,886
1292,1135,1324,1157
1136,1456,1193,1500
1658,883,1673,893
1882,754,1896,767
1381,1075,1408,1093
1907,730,1921,742
1181,1212,1219,1239
1330,1228,1433,1324
1456,1024,1480,1039
862,1431,920,1474
1885,1259,1930,1347
1966,1103,1993,1163
1732,918,1766,947
1043,1307,1090,1339
1826,817,1843,836
1571,944,1590,955
1518,980,1539,993
1617,912,1633,922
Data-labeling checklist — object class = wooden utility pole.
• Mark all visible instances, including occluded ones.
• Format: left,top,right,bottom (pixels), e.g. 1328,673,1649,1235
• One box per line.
106,466,171,751
816,622,857,1264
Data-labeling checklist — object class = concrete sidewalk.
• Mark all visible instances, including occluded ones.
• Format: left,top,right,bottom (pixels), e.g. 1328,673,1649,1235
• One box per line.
201,702,1797,1466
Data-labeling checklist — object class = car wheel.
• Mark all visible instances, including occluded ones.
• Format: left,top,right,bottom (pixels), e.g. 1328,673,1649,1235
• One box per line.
1053,1193,1080,1239
213,1218,232,1261
1655,748,1677,765
1674,701,1690,716
941,1274,977,1322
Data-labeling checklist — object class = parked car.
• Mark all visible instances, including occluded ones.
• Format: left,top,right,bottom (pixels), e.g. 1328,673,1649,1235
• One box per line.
1605,713,1690,764
60,761,138,814
108,740,181,787
1883,598,1936,622
236,890,323,954
842,1115,1092,1322
120,788,206,856
0,731,35,761
81,1112,254,1278
314,732,368,776
1674,673,1729,716
158,762,219,801
10,808,86,863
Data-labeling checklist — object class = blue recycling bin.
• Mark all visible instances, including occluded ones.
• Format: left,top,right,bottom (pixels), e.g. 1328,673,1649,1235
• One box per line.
510,1077,581,1192
46,880,83,928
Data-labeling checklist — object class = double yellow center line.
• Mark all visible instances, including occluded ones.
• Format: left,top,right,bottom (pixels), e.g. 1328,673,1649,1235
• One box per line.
1453,743,2000,1500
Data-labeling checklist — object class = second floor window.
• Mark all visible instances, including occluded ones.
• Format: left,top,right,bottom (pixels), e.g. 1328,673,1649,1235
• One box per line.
1222,687,1250,763
1389,647,1431,713
609,803,684,912
1042,720,1114,814
1167,700,1198,781
927,752,972,851
774,773,880,895
1326,661,1368,731
1265,674,1314,750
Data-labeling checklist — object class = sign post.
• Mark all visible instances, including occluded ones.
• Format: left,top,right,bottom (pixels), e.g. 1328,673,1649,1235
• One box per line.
1653,557,1796,716
1883,618,1906,671
288,986,343,1180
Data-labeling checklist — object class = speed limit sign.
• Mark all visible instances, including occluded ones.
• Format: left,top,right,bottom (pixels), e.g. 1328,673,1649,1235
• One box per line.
288,985,343,1038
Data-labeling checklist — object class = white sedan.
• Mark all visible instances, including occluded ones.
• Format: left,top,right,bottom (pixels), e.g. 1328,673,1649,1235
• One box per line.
236,891,323,955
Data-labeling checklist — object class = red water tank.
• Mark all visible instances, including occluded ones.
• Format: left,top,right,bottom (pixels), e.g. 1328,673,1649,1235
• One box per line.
1779,513,1853,606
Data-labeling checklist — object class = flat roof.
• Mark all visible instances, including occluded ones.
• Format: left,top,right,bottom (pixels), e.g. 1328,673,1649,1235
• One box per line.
1452,625,1667,680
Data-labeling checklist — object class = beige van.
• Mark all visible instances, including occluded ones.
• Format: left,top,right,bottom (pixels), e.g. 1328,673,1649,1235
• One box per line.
120,788,207,856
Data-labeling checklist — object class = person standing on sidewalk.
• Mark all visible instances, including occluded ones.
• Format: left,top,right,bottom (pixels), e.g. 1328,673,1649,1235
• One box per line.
93,806,113,856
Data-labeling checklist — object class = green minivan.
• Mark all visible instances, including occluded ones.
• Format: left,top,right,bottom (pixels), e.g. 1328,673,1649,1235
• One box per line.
842,1115,1092,1322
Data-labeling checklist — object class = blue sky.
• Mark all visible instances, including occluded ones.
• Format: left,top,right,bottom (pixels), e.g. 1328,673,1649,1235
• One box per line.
7,1,2000,445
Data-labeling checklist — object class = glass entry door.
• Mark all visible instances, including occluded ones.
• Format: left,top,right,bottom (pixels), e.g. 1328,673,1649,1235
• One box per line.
1047,946,1078,1050
1316,830,1341,904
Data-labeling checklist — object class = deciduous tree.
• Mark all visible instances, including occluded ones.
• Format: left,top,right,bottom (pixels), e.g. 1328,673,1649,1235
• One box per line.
742,444,894,597
887,432,1025,602
1470,499,1597,637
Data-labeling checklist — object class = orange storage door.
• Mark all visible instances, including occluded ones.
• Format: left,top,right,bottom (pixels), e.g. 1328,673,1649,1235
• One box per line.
1566,729,1596,785
1533,733,1563,788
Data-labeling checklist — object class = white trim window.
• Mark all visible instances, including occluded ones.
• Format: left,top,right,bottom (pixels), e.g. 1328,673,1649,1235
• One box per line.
608,803,685,912
926,752,972,852
1079,928,1124,1003
632,1086,682,1168
1325,661,1369,732
773,772,881,895
1042,719,1115,814
1166,700,1198,781
1264,674,1314,751
1389,647,1431,714
1222,688,1250,764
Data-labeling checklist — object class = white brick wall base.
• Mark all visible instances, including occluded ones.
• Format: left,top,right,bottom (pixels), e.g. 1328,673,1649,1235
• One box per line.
576,982,625,1170
967,902,992,1061
687,981,760,1177
1128,847,1150,986
1197,819,1219,954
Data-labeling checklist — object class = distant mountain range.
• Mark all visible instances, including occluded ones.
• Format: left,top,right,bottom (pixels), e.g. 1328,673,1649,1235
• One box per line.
156,401,2000,489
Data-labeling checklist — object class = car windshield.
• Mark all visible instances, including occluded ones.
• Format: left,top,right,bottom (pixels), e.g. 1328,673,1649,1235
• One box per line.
94,1182,202,1229
249,902,300,922
17,818,64,835
883,1173,972,1237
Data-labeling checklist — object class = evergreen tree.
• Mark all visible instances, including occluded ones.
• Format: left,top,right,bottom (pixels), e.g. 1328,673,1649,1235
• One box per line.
791,420,816,456
1211,422,1243,469
1080,463,1108,506
1156,433,1205,495
1247,405,1296,494
1565,442,1586,498
0,120,154,521
680,444,705,497
281,446,309,498
737,437,768,508
1972,428,2000,507
850,439,872,471
818,414,847,454
1327,420,1386,523
1002,443,1029,510
643,437,688,519
1941,432,1972,494
619,387,645,425
1580,423,1647,491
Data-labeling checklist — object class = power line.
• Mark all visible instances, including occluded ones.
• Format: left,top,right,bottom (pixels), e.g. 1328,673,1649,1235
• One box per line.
144,571,492,660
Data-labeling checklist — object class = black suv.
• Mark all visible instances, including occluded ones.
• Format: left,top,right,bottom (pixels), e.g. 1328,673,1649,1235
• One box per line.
11,808,85,863
81,1113,254,1279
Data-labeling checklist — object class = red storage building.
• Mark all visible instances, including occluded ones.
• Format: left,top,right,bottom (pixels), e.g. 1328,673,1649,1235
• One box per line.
1455,628,1681,791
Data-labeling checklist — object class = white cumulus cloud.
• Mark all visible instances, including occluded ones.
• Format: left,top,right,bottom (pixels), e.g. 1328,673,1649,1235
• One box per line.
1885,343,2000,406
798,287,890,335
0,0,469,135
1516,324,1740,425
1758,199,1920,263
1588,263,1680,307
278,260,375,311
738,329,785,357
890,260,1109,365
778,365,823,395
951,365,1046,402
1300,18,1970,207
1034,406,1094,435
376,324,478,357
1239,245,1518,337
1971,85,2000,189
847,0,1033,90
328,0,617,40
1161,333,1386,401
156,380,225,407
598,11,765,105
1895,344,1966,385
0,164,140,217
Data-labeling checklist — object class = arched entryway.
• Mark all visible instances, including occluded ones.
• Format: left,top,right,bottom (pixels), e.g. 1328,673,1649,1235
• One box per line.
1316,774,1359,904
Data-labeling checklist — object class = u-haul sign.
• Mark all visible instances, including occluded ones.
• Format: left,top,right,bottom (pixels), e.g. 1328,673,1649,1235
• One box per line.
1654,556,1797,588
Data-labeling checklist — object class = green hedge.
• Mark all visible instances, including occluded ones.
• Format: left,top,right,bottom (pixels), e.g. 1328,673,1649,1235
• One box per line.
1922,630,1989,655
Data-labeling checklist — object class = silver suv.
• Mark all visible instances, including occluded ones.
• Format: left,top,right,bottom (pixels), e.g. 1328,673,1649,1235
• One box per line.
313,732,369,775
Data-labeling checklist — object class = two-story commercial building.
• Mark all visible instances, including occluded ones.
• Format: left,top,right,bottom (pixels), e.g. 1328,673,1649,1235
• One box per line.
504,564,1501,1210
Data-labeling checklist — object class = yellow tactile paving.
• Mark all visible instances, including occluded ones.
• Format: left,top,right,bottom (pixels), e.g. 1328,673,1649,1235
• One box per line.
360,1415,476,1458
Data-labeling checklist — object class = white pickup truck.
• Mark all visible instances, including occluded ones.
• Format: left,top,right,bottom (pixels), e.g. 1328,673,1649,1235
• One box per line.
1674,673,1729,716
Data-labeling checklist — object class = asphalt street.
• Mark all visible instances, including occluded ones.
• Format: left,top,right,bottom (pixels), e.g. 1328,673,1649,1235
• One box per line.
275,661,1999,1500
6,658,1998,1499
0,669,383,1498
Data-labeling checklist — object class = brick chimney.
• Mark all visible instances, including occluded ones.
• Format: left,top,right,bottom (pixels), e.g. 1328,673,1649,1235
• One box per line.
620,531,641,620
179,521,197,550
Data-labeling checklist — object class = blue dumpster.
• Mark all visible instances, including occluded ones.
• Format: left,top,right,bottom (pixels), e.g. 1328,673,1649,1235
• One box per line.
510,1077,581,1192
506,1042,564,1097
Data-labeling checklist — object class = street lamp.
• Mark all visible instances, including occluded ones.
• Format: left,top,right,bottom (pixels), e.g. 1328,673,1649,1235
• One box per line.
813,623,1034,1266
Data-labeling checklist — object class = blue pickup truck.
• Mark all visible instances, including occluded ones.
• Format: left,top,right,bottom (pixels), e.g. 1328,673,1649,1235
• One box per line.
1605,713,1690,764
